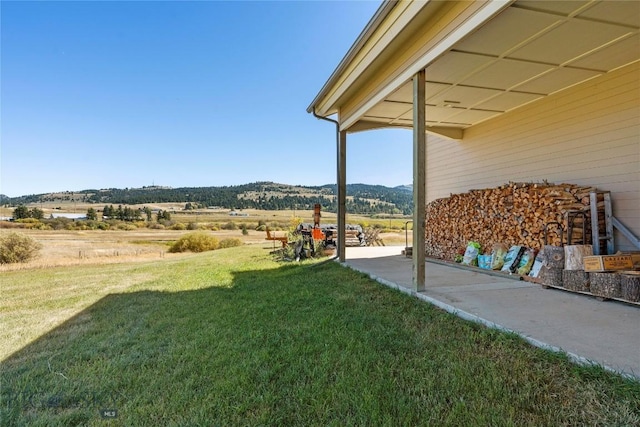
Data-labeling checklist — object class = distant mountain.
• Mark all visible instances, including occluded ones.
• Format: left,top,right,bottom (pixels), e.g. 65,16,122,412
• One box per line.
2,182,414,215
395,184,413,192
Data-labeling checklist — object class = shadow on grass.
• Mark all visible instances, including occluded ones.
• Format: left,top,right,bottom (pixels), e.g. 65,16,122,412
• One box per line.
1,262,363,426
2,260,639,426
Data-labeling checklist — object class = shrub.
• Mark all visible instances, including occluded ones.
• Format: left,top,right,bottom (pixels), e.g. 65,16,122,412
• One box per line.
221,221,237,230
16,218,40,224
16,218,42,229
187,222,199,230
241,224,248,235
96,222,110,230
289,217,303,231
43,217,70,230
147,222,165,230
116,222,138,231
255,224,266,231
171,223,187,231
0,221,25,229
168,232,219,253
218,238,243,249
0,232,42,264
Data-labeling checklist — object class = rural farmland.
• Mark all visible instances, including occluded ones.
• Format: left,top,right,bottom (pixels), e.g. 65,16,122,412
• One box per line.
0,201,412,271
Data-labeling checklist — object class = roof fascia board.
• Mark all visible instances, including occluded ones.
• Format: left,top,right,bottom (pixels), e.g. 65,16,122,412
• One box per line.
340,0,514,131
314,1,429,118
306,1,398,115
338,1,481,127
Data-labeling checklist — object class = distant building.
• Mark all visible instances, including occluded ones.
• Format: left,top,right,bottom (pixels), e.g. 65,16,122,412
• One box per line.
50,213,87,220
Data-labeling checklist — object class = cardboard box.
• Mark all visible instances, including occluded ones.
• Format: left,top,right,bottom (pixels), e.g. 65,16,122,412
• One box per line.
620,252,640,267
583,255,634,272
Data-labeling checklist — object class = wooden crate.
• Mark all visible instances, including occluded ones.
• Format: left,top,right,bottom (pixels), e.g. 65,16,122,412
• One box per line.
584,255,633,272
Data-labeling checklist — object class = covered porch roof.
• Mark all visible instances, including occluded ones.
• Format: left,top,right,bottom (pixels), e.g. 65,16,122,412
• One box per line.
308,0,640,140
308,0,639,291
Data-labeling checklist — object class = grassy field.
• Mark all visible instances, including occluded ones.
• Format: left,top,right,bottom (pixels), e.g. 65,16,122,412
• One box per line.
1,245,638,426
0,228,407,272
0,203,412,231
0,204,411,271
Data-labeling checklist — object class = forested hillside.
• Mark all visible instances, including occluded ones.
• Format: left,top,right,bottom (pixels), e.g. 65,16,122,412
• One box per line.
3,182,413,215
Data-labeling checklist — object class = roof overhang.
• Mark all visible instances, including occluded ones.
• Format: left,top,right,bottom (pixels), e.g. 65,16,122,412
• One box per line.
308,0,640,140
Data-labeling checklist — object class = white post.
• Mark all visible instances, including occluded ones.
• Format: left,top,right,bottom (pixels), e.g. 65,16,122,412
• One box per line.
338,129,347,262
413,70,426,292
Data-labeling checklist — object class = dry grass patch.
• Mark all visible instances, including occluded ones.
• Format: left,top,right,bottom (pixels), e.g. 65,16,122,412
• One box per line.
0,229,269,272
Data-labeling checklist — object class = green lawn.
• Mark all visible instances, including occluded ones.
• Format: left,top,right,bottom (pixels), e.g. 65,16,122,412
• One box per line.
2,245,639,426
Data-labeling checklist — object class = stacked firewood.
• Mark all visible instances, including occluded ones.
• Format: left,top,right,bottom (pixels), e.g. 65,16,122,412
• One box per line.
425,182,596,260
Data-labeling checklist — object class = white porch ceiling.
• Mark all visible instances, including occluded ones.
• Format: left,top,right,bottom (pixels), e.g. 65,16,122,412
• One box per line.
357,0,640,138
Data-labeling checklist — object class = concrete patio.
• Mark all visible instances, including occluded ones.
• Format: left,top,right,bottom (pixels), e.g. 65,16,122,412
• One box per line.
344,246,640,380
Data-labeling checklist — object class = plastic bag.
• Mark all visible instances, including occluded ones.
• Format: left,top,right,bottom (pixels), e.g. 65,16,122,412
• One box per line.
528,251,545,278
461,241,481,266
478,254,492,270
516,249,536,275
490,243,508,270
501,246,525,273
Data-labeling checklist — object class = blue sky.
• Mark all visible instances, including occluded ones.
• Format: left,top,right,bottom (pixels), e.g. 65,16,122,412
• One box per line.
1,0,413,197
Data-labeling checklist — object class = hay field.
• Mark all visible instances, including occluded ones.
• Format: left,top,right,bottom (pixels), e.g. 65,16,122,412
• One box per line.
0,203,411,271
0,228,271,272
1,225,409,272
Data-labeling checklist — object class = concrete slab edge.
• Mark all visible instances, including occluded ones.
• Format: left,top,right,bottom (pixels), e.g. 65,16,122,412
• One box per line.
342,262,639,381
426,257,523,281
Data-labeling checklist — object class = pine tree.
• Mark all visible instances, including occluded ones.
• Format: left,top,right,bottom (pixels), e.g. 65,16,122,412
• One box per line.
86,208,98,221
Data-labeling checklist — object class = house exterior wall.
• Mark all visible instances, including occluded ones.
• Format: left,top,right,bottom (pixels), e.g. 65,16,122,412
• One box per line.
425,61,640,251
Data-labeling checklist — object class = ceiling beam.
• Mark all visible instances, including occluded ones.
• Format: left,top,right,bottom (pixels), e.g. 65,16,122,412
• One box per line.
427,126,464,140
345,120,464,141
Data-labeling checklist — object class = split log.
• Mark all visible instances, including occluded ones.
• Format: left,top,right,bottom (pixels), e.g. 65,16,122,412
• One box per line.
425,182,603,262
562,270,590,292
620,272,640,302
589,272,621,299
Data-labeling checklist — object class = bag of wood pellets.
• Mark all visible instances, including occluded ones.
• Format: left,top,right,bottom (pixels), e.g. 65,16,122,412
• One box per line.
501,245,525,273
461,241,481,266
516,249,536,275
528,252,545,278
490,243,508,270
478,254,492,270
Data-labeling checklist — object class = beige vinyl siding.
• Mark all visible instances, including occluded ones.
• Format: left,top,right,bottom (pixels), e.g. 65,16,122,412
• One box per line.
426,61,640,251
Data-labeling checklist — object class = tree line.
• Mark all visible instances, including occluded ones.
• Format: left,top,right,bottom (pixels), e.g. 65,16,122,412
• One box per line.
4,182,414,215
11,205,172,223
